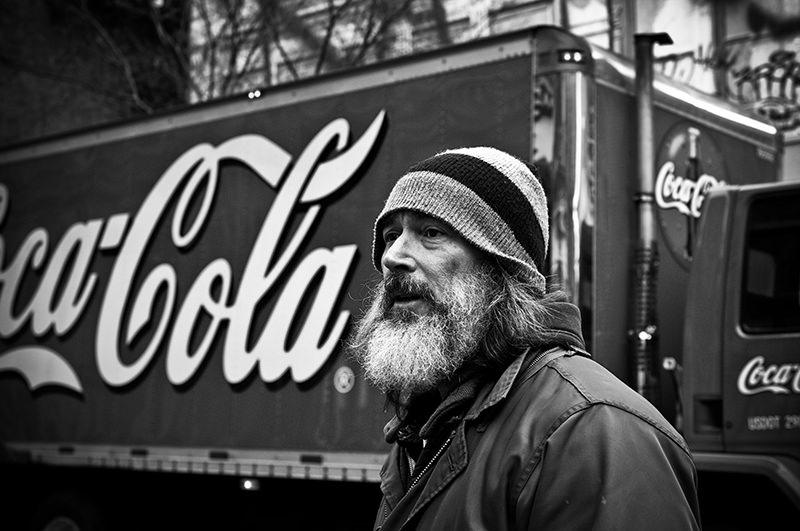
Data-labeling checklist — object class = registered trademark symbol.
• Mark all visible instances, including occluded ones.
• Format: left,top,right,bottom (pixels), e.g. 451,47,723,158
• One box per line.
333,366,355,394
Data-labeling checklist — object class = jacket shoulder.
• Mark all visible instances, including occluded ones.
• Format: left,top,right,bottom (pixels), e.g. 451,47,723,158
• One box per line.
536,354,688,451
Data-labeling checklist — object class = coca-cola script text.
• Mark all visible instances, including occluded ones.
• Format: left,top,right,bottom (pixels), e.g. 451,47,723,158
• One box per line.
0,111,386,394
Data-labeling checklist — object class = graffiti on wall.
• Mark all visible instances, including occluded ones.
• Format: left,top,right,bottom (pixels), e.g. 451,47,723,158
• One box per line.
732,49,800,130
654,2,800,131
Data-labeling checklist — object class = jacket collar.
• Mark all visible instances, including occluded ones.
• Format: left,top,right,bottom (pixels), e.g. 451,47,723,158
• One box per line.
399,351,535,529
463,297,588,419
381,353,525,446
464,348,528,421
378,350,531,529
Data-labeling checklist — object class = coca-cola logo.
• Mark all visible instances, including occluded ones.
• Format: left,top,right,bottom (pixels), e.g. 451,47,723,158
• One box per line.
737,356,800,395
655,123,728,269
0,111,386,394
655,162,724,218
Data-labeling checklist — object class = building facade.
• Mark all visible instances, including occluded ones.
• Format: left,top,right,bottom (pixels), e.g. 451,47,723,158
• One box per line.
2,0,799,144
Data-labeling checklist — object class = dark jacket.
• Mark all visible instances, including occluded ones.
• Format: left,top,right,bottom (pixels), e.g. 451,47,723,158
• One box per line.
374,302,700,530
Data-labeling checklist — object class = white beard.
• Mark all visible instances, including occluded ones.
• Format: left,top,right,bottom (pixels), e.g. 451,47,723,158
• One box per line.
354,267,494,397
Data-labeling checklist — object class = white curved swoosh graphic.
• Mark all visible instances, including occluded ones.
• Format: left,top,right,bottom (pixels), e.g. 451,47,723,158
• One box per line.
0,347,83,393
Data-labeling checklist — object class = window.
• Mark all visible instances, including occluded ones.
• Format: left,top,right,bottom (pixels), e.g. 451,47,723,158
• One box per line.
740,190,800,334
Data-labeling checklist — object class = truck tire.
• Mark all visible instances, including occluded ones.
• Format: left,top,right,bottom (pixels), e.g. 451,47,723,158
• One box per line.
31,491,104,531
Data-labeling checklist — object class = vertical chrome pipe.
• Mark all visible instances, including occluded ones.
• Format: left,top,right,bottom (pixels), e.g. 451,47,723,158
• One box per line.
631,32,672,406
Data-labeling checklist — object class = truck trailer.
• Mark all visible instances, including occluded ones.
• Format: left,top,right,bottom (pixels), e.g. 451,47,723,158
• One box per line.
0,26,798,529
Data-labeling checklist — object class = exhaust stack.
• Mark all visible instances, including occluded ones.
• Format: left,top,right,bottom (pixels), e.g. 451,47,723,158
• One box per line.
631,32,672,406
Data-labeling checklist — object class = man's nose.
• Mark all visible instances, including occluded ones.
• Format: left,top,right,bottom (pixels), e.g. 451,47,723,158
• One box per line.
381,233,417,274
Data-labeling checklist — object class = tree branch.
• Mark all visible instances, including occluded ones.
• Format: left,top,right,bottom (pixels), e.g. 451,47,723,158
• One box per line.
258,0,299,81
74,0,153,113
147,1,205,101
221,0,245,93
431,0,451,45
315,0,355,75
197,0,220,98
352,0,414,65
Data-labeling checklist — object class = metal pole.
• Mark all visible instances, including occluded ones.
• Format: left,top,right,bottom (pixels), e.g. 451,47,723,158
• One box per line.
631,32,672,407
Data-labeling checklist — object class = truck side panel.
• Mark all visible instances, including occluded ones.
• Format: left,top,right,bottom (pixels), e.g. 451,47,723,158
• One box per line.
593,83,636,379
594,78,779,414
0,57,533,459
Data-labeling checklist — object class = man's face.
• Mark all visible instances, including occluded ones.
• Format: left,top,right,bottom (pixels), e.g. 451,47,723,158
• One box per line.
353,210,494,398
379,211,482,315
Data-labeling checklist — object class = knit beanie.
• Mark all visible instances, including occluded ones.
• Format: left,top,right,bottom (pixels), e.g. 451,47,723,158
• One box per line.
372,146,549,292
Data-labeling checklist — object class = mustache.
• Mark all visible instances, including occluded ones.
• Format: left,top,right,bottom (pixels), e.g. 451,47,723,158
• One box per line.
381,273,437,310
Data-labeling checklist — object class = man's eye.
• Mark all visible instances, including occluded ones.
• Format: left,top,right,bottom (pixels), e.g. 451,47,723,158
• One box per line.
383,230,400,243
423,227,445,239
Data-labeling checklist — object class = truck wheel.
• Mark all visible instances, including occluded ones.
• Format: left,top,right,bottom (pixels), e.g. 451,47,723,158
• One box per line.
31,491,104,531
40,516,81,531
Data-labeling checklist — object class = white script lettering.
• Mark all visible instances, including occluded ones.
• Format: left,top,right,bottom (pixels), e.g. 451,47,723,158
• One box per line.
0,111,386,393
655,161,724,218
737,356,800,395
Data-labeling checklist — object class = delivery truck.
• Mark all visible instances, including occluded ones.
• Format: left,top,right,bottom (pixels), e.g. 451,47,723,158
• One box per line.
1,25,798,529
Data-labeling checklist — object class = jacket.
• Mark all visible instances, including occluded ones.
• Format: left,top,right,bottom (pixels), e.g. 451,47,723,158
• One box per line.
374,302,700,530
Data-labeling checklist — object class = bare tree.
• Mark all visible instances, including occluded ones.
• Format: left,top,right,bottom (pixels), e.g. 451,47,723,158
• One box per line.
2,0,420,117
257,0,416,84
1,0,474,145
183,0,420,99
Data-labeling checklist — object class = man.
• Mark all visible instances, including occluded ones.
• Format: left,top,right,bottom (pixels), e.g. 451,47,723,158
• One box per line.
352,147,700,530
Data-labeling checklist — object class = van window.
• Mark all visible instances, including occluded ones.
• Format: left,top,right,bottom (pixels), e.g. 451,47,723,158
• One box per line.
740,190,800,334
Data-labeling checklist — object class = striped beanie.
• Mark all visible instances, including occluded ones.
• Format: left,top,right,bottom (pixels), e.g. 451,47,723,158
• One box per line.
372,146,548,292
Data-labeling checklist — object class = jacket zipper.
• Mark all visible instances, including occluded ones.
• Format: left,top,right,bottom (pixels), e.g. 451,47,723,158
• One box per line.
524,346,569,377
529,347,550,367
408,431,455,491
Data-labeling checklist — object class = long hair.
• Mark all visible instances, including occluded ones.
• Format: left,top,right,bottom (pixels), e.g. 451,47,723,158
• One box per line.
466,260,574,376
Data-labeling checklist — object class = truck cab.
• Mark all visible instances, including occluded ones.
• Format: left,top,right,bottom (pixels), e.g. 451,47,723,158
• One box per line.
683,181,800,524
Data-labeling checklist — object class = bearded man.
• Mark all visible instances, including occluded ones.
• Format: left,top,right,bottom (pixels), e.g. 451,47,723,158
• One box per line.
352,147,700,530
